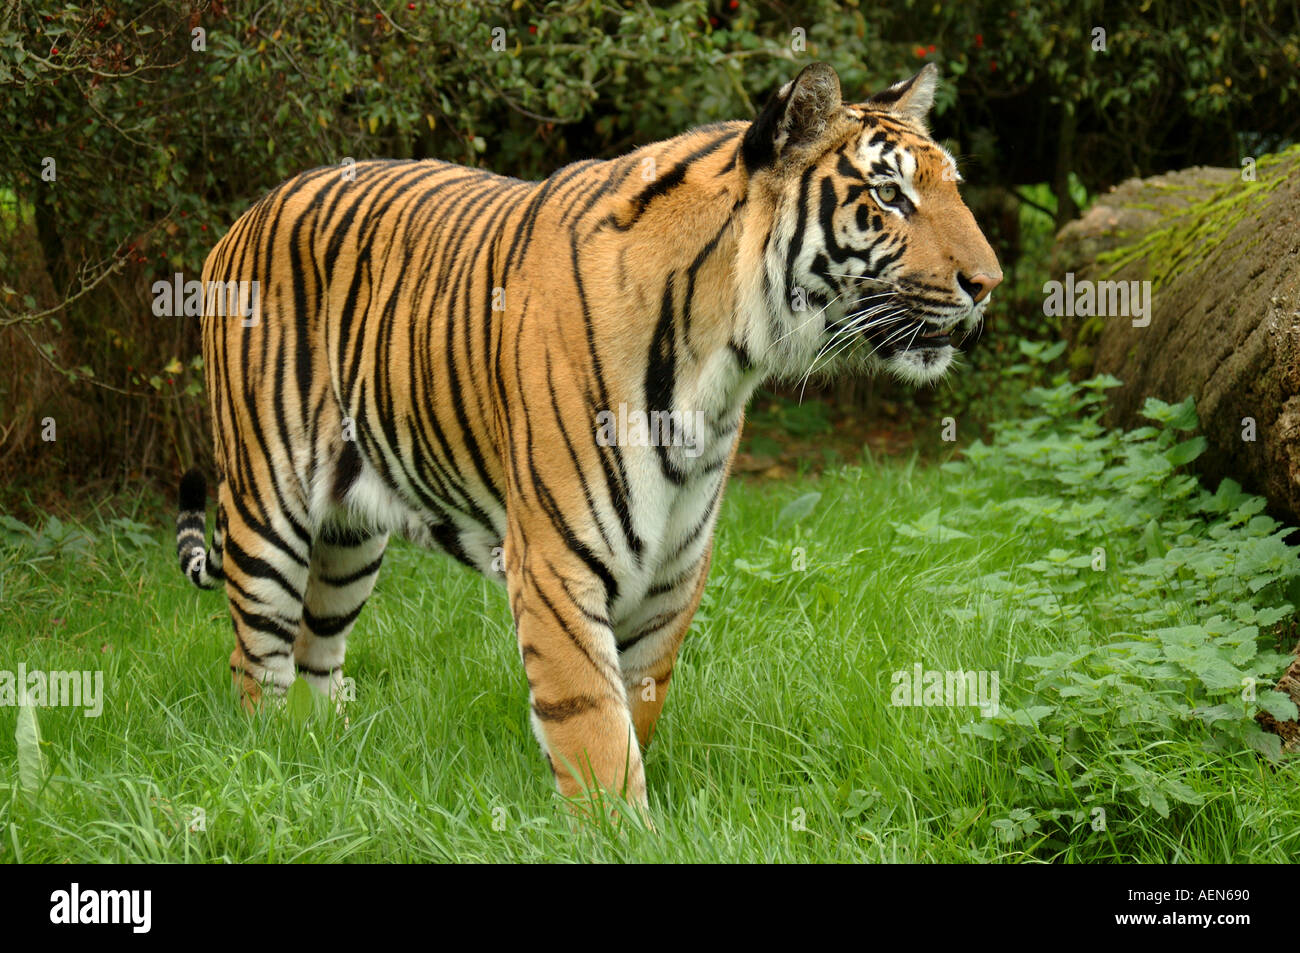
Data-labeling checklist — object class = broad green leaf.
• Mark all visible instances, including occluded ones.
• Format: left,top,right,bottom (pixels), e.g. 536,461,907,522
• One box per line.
16,705,46,801
1165,436,1207,466
1257,690,1299,723
814,583,841,607
286,677,314,724
1166,397,1200,431
776,491,821,527
1244,726,1283,760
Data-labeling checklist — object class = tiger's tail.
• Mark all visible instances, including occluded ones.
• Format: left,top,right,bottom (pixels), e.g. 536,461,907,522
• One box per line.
177,468,224,590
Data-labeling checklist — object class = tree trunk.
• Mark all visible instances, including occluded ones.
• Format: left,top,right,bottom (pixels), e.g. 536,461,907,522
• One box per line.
1052,105,1078,231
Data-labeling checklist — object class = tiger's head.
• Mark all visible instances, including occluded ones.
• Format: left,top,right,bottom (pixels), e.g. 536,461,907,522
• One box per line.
739,62,1001,385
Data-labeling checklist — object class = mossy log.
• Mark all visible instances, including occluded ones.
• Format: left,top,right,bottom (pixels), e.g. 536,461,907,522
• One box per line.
1057,147,1300,524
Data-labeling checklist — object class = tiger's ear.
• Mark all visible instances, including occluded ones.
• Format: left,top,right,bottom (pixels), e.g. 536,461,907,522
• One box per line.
868,63,939,127
742,62,842,171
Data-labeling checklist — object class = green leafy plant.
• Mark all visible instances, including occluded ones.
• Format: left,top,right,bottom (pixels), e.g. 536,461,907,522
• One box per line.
940,376,1298,834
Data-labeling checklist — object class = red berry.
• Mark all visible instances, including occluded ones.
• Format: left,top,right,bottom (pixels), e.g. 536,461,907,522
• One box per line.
200,224,207,231
408,1,415,7
374,12,382,19
975,33,983,48
989,60,998,72
50,46,59,56
709,15,718,26
927,44,936,53
729,0,739,8
528,24,536,34
914,46,926,58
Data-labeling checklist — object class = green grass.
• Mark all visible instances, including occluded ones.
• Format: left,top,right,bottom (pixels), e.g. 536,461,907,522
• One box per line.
2,382,1299,862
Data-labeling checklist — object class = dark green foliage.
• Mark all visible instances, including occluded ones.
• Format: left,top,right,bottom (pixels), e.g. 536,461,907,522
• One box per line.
2,0,1298,502
944,377,1300,837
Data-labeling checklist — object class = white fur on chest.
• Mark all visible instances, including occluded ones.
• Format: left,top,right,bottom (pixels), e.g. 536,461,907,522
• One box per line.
607,442,727,623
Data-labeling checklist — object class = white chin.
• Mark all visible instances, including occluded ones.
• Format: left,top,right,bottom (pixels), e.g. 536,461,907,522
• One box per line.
885,345,954,385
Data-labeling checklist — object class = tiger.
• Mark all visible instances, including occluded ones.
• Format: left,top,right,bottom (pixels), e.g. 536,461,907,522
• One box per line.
175,61,1001,816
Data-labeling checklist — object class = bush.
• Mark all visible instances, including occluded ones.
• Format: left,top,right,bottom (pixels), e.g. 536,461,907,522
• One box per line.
2,0,1297,505
941,375,1299,837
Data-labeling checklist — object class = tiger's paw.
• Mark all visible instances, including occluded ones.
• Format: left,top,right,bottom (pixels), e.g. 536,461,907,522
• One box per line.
558,785,655,834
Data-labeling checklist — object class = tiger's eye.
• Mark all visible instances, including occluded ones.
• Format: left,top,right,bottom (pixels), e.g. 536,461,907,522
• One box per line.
875,184,898,204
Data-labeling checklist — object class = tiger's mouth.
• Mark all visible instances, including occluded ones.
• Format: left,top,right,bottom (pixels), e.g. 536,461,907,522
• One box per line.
862,315,960,356
908,323,953,349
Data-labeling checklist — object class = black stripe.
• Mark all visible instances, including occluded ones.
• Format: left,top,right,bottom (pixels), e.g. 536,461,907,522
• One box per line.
613,133,732,231
231,599,296,645
782,165,817,302
295,661,339,678
531,694,600,722
318,554,386,587
223,532,305,601
619,607,686,649
332,442,363,502
302,604,362,637
646,274,683,486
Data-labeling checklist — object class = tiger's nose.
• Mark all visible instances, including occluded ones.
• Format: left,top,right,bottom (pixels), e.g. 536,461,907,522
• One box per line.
957,271,1002,304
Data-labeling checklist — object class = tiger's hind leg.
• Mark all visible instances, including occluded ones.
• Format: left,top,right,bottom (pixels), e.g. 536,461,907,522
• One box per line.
218,482,313,707
295,526,389,699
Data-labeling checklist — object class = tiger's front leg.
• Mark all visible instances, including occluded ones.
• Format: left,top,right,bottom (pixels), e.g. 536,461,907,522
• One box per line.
620,549,713,750
505,520,646,816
